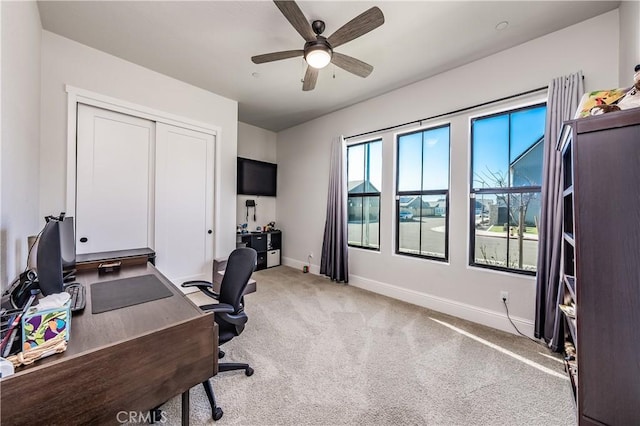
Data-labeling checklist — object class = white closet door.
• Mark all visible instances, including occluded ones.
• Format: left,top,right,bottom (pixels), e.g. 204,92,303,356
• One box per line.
154,123,214,284
76,104,155,254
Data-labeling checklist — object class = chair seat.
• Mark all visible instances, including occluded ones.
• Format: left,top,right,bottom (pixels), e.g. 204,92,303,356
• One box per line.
218,329,237,345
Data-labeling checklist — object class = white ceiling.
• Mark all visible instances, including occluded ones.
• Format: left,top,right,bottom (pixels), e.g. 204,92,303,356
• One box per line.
37,1,619,131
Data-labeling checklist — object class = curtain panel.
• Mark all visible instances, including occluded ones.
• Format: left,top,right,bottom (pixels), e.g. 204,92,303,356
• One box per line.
534,71,584,350
320,136,349,283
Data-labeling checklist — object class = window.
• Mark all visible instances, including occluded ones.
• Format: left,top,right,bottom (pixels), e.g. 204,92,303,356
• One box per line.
347,140,382,250
396,125,450,260
470,104,546,274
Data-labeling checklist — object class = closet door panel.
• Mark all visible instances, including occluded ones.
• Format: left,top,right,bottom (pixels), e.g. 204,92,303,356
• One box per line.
76,104,155,254
155,123,214,284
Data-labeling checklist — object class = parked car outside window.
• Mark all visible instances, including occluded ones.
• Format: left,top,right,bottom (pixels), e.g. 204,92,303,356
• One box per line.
399,209,413,221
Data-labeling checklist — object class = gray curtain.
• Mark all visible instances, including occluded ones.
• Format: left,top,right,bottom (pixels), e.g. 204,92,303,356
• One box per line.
535,71,584,351
320,136,349,282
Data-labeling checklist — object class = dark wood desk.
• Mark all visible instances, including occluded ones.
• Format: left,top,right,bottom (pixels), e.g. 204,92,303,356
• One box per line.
75,247,156,270
0,263,216,425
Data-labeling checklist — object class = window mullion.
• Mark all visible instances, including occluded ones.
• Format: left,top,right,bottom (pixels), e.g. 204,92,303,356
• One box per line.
419,131,425,255
359,199,363,247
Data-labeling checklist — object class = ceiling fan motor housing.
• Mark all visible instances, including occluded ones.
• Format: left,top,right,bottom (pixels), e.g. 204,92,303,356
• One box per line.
304,37,333,68
312,20,326,35
304,37,332,55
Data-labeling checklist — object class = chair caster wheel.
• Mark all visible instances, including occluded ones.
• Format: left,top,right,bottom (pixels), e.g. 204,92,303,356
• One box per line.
213,407,223,421
245,367,254,376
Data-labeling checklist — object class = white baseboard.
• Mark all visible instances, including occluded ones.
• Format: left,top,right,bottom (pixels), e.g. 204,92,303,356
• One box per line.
282,256,321,275
282,257,534,338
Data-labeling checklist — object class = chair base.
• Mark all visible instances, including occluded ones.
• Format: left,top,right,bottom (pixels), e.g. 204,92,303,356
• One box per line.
219,362,254,376
202,362,254,421
202,380,224,421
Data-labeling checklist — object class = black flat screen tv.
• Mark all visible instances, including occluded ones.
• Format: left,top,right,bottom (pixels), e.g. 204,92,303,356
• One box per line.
237,157,277,196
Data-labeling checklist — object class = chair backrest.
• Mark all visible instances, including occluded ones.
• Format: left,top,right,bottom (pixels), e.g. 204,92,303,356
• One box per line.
218,247,257,310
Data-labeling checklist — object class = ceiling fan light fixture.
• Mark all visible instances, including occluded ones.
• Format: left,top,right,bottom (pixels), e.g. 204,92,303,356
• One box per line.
255,2,384,90
305,45,332,69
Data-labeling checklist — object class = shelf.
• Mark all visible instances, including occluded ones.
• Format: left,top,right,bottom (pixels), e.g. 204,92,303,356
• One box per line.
564,358,578,402
563,186,574,197
564,275,576,300
562,311,578,346
237,230,282,270
563,232,575,247
556,110,640,424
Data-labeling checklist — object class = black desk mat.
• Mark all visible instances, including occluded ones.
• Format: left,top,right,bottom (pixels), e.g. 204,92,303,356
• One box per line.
91,274,174,314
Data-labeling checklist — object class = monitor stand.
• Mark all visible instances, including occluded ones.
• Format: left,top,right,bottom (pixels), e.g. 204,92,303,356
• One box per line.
63,268,77,283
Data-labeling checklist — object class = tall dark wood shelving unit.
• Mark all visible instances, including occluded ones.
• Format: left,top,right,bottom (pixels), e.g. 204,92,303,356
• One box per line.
558,109,640,425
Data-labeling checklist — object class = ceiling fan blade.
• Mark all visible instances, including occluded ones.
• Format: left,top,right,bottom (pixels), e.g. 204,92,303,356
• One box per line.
302,66,318,91
331,52,373,78
252,50,304,64
274,1,316,42
327,6,384,49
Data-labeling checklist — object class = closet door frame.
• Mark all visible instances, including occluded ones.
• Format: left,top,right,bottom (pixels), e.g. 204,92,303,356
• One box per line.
65,85,220,252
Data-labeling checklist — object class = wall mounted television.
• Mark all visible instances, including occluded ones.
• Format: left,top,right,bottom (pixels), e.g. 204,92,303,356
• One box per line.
237,157,277,197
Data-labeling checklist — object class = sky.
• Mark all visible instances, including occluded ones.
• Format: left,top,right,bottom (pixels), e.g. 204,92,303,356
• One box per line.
472,105,546,189
348,104,546,194
397,126,449,192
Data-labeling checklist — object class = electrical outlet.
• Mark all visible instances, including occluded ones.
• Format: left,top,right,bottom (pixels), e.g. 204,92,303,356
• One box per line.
500,291,509,303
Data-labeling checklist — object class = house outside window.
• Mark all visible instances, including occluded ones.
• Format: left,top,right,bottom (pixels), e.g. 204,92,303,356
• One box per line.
347,139,382,250
396,125,450,261
470,103,546,274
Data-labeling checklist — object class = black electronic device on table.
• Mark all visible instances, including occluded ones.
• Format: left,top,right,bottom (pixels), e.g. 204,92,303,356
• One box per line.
37,213,86,311
63,283,86,312
36,215,65,296
59,216,77,283
5,214,79,313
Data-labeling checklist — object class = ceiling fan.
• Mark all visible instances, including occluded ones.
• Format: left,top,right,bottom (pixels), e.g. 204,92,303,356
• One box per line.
251,1,385,91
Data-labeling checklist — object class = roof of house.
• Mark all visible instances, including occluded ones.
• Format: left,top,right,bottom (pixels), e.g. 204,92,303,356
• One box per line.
348,180,380,193
510,136,544,168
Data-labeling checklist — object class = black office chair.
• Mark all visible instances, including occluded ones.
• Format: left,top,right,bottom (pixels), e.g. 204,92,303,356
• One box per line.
182,247,257,421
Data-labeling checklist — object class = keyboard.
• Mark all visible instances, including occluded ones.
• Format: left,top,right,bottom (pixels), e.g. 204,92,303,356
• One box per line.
64,283,86,312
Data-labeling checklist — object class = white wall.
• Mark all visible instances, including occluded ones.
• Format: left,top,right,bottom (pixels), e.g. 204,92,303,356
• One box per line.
236,122,277,233
277,10,620,336
619,1,640,85
1,1,41,291
40,31,239,259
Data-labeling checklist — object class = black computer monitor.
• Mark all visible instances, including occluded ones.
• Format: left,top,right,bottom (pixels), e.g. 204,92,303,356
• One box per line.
59,216,76,281
36,218,64,296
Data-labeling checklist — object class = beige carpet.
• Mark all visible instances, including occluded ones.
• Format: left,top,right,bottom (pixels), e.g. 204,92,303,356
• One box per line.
157,266,575,425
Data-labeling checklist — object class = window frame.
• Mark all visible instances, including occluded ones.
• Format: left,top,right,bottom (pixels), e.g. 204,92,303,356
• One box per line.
468,102,546,276
395,124,451,262
347,138,382,251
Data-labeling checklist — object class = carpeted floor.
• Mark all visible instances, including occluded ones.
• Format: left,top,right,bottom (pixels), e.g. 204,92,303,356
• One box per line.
158,266,575,425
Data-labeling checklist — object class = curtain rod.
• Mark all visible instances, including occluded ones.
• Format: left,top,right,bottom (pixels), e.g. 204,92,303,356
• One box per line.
344,85,549,140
